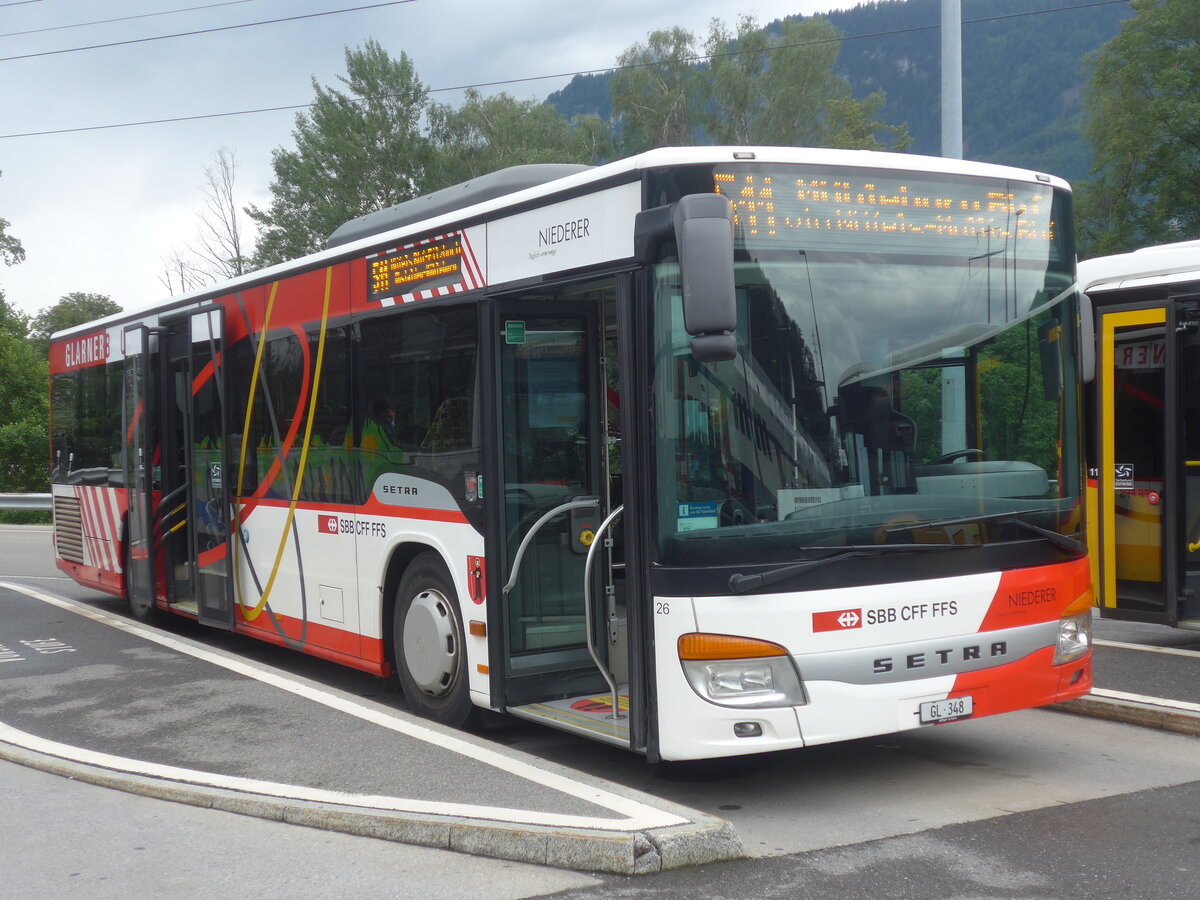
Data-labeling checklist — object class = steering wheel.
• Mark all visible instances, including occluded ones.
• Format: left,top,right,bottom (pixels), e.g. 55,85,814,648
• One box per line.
923,448,984,465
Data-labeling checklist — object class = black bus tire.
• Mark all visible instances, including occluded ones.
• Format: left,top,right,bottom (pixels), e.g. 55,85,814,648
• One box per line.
392,551,475,727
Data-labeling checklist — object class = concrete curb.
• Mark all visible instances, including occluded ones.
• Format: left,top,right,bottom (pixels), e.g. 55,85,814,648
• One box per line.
0,735,743,875
1055,693,1200,738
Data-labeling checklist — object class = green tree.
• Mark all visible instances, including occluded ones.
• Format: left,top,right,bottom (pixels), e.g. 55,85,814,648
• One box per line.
608,27,709,154
704,16,772,145
29,292,120,357
824,91,911,152
0,172,23,269
0,288,28,336
248,40,433,267
0,217,22,268
1079,0,1200,256
706,16,909,151
0,293,50,520
427,89,611,186
978,317,1059,474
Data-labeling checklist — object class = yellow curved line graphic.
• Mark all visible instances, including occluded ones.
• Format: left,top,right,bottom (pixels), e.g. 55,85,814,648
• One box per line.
1115,506,1162,525
233,282,278,618
235,272,332,622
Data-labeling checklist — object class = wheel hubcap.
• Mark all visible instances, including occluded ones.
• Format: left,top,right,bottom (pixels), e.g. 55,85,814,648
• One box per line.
402,588,460,696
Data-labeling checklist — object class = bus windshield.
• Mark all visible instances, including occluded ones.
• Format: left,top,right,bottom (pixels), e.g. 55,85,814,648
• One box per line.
652,164,1080,567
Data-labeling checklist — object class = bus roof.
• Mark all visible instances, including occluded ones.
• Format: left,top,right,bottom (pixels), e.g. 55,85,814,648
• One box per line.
1078,241,1200,294
52,146,1071,341
326,163,593,248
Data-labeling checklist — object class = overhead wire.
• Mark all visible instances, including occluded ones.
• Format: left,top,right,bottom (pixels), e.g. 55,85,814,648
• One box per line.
0,1,264,40
0,0,421,62
0,0,1133,140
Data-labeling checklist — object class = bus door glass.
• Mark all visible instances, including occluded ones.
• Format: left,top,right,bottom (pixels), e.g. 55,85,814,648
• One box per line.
1098,304,1170,621
122,324,156,618
495,286,628,730
186,306,235,628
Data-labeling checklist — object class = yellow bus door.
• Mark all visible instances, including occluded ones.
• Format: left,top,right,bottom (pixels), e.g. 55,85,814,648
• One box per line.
1097,301,1200,627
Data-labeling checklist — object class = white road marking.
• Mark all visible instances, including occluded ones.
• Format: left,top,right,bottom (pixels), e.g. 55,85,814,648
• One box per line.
1094,638,1200,659
0,721,662,830
0,581,688,832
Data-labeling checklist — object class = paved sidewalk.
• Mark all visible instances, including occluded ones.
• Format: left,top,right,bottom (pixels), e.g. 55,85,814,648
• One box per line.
0,582,740,875
4,579,1197,876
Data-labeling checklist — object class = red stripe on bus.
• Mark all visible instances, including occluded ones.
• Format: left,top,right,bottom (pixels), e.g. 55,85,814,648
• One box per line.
54,556,124,599
192,352,223,393
252,325,312,500
197,543,227,568
75,486,107,571
99,487,121,568
233,607,387,674
125,398,143,447
977,557,1090,633
238,496,470,525
949,644,1091,719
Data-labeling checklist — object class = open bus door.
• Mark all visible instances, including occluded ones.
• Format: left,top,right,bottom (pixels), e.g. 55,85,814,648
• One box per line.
490,286,642,751
157,306,236,628
122,324,156,619
186,307,236,628
1096,298,1200,628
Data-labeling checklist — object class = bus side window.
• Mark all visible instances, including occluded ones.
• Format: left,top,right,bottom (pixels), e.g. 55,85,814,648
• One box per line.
355,305,480,498
423,396,471,454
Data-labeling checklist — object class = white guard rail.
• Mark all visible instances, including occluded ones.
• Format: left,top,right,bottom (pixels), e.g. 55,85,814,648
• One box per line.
0,493,52,511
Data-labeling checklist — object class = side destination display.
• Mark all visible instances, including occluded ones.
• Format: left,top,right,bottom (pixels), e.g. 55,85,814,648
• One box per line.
368,235,464,301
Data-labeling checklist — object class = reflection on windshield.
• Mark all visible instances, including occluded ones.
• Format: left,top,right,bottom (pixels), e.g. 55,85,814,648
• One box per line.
652,168,1079,568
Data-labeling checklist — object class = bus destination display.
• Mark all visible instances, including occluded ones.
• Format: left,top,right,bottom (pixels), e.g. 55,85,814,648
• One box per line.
368,235,463,301
714,169,1055,250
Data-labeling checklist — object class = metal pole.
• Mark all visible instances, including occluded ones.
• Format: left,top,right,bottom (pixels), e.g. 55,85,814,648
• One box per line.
941,0,963,159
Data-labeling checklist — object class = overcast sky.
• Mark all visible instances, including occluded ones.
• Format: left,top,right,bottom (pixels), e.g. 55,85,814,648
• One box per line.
0,0,844,319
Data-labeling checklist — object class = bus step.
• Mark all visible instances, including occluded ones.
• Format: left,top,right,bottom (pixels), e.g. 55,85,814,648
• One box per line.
170,598,200,616
508,689,631,749
1178,618,1200,632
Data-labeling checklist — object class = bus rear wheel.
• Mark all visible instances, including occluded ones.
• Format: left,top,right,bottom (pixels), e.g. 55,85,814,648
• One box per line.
392,552,474,727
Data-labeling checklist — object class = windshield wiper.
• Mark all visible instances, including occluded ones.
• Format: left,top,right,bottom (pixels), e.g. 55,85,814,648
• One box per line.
728,542,978,595
885,511,1086,556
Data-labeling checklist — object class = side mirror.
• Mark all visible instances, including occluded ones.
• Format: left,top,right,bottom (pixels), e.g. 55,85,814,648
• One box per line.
1078,290,1095,384
674,194,737,363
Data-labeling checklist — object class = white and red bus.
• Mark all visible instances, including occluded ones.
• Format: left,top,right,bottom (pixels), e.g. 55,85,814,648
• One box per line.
49,147,1092,761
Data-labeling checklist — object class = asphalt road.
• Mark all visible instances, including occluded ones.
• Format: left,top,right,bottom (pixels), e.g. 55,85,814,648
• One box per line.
3,525,1199,899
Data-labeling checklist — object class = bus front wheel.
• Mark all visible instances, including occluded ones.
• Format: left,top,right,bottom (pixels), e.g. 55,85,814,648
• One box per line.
392,552,475,727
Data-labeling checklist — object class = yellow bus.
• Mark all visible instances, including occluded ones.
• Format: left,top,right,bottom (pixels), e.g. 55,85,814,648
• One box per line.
1081,240,1200,630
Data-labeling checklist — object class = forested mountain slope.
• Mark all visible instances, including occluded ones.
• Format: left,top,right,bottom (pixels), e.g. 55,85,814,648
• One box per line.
548,0,1132,184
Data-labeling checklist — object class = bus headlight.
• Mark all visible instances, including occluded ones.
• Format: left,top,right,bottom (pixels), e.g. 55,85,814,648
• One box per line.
1053,612,1092,665
678,633,807,708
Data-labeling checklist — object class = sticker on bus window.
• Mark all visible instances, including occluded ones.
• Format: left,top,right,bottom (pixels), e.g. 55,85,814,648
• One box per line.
1114,463,1134,490
678,501,719,532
